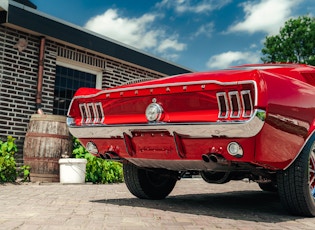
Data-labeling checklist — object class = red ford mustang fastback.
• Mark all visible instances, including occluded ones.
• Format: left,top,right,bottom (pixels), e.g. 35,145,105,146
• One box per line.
67,63,315,216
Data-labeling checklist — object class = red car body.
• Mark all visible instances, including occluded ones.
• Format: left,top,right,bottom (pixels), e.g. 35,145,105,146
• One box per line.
67,64,315,216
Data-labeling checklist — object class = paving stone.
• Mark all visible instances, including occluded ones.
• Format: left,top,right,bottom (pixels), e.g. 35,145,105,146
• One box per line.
1,179,315,229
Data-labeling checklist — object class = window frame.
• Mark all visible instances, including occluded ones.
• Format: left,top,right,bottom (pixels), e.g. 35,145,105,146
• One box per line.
56,60,102,89
53,60,102,115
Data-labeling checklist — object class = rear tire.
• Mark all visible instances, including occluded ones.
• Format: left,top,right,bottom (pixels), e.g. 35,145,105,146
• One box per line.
277,139,315,216
123,162,178,200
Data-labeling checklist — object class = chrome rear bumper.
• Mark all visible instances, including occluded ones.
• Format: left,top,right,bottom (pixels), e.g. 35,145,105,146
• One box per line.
68,109,266,139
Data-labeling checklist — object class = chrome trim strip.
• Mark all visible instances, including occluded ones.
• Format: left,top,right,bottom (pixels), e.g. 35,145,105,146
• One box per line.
68,109,266,139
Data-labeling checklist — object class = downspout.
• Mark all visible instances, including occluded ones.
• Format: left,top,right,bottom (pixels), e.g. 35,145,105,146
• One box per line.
36,36,45,114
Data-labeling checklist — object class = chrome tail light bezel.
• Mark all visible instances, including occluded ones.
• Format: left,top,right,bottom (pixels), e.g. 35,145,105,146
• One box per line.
95,102,105,123
217,92,229,119
79,103,88,124
241,90,254,118
216,89,254,120
79,102,105,125
228,91,241,118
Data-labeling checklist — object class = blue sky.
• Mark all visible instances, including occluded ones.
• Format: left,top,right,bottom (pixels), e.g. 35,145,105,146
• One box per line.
31,0,314,71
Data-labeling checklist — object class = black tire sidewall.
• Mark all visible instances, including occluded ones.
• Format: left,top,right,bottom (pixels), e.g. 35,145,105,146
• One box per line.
277,138,315,216
123,162,177,200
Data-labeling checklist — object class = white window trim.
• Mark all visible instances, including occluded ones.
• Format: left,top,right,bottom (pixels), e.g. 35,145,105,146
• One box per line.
56,60,102,89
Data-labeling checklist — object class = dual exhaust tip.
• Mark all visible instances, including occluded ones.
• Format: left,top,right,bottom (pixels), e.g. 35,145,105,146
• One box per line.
202,153,228,165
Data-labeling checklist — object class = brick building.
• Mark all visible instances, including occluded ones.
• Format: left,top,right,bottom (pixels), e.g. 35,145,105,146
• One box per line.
0,0,192,163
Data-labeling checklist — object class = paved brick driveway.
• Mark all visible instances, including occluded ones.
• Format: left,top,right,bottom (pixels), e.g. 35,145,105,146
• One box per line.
1,178,315,229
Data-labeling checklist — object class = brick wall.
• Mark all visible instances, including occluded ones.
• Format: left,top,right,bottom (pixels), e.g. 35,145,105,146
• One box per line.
0,25,165,164
0,26,39,163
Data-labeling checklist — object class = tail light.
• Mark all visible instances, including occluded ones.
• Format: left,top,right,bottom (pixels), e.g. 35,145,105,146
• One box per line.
79,102,104,124
229,91,241,118
217,92,229,119
217,90,254,120
241,90,253,118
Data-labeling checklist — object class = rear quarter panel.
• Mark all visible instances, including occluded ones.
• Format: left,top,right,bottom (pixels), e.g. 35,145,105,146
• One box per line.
255,70,315,169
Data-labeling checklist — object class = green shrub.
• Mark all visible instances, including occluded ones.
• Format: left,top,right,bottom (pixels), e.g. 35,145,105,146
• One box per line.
72,138,123,184
0,136,30,183
19,165,30,182
0,136,17,182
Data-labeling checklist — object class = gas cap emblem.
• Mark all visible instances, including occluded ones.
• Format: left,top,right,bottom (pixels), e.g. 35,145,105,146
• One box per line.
145,99,163,122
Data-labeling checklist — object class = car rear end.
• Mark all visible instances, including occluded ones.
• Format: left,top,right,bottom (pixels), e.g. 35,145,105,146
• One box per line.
67,68,266,171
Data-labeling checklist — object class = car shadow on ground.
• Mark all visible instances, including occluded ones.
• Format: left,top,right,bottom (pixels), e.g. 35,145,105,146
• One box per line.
91,190,303,223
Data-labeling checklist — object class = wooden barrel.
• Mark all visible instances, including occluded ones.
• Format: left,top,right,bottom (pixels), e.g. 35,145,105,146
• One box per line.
23,114,72,182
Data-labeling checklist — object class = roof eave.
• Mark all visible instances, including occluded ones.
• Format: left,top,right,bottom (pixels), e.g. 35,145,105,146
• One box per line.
0,0,193,75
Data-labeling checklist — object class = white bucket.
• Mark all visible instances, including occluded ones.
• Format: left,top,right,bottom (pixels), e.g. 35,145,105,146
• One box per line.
59,158,87,184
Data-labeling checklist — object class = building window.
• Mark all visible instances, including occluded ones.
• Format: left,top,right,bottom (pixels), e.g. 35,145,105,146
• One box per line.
53,64,101,115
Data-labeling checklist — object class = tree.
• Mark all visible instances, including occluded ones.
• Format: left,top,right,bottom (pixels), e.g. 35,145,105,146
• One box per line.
261,16,315,66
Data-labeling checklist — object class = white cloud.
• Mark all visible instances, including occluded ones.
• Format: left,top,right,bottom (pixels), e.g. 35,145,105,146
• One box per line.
84,9,186,60
157,37,186,52
194,22,215,38
156,0,231,14
250,43,257,49
228,0,303,35
84,9,158,50
206,51,261,69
